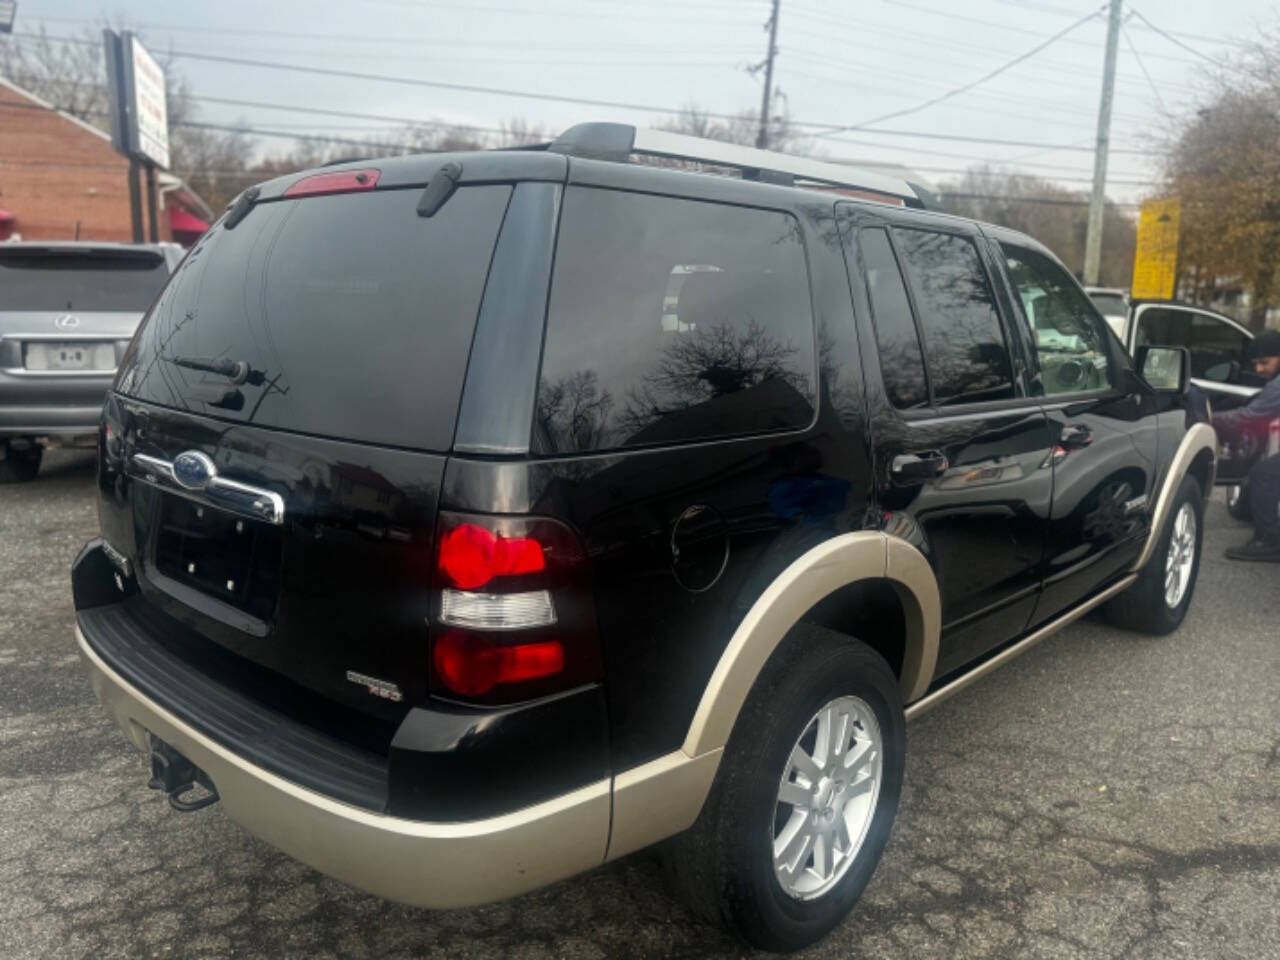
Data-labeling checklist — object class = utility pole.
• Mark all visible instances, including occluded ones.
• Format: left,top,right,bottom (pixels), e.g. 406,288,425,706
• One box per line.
1083,0,1123,286
755,0,780,149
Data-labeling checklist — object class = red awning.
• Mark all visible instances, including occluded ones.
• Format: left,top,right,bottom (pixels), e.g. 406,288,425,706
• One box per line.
0,209,13,223
169,206,209,233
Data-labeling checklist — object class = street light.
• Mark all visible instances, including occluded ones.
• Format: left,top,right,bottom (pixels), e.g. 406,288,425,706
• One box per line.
0,2,17,34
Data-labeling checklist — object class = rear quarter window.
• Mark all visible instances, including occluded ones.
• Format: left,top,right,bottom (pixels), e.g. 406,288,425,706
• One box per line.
534,187,816,454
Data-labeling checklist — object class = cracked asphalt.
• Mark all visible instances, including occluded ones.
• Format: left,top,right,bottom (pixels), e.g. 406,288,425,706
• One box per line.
2,450,1277,959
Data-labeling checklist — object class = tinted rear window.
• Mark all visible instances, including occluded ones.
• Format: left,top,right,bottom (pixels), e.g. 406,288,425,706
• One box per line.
117,186,512,451
534,187,815,454
0,251,169,311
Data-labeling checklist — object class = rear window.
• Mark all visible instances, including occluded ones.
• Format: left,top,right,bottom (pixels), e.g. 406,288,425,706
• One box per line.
0,250,169,311
116,186,512,451
534,187,815,454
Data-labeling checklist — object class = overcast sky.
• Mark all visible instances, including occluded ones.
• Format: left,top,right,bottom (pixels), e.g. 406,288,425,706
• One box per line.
16,0,1280,203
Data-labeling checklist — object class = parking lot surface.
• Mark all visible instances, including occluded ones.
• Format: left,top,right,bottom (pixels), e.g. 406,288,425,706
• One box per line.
1,450,1277,959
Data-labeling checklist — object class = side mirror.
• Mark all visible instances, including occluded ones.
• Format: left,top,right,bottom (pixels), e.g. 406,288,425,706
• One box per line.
1135,344,1190,395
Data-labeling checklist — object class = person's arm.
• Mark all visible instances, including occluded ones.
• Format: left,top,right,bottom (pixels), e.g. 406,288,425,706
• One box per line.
1213,375,1280,433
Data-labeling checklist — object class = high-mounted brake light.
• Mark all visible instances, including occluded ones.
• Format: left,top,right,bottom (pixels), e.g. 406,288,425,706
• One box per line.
283,168,381,198
438,523,545,590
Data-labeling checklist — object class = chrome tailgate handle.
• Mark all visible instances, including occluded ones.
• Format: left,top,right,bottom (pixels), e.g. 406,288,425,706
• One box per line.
128,452,285,526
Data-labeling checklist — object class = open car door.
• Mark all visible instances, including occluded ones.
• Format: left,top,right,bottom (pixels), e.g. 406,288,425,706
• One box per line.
1125,302,1261,484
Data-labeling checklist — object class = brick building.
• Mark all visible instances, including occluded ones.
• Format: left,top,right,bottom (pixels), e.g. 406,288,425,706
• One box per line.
0,77,212,245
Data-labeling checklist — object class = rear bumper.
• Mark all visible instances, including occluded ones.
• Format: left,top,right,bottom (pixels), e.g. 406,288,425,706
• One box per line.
0,403,105,436
77,625,611,908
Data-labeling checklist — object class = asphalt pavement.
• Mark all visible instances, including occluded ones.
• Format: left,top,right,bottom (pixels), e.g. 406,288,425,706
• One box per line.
1,450,1276,959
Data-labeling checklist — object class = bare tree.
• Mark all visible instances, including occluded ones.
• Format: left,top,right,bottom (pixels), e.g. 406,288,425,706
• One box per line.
1161,87,1280,327
939,166,1137,289
0,25,110,123
616,319,809,439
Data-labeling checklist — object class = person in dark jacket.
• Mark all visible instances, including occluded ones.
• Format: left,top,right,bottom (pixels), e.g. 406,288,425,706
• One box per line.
1215,330,1280,560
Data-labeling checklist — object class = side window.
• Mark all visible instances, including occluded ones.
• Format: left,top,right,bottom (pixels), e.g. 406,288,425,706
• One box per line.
1135,307,1190,349
535,187,816,454
859,228,928,409
1139,308,1252,380
893,228,1015,405
1001,243,1112,396
1190,315,1250,379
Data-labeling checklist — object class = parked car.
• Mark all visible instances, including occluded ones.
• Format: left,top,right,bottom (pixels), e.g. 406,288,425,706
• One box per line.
1112,300,1260,517
1084,285,1128,338
0,242,183,481
71,124,1216,952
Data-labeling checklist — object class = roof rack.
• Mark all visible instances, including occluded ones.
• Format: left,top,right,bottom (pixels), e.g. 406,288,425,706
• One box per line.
548,122,930,208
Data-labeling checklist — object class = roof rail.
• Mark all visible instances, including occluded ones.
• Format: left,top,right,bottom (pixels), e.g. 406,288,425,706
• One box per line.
548,122,929,208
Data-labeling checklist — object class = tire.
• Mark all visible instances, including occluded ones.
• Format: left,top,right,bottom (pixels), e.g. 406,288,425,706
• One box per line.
1103,473,1203,634
0,440,42,484
1226,483,1252,522
662,623,905,952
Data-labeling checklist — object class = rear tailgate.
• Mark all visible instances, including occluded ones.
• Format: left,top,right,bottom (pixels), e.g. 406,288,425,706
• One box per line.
99,181,514,730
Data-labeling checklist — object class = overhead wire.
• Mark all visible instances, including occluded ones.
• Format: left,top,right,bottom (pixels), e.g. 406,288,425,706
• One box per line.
1121,18,1172,119
810,3,1120,137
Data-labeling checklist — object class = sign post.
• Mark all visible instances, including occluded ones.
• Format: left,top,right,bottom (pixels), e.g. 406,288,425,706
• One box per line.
103,29,169,243
1131,197,1181,300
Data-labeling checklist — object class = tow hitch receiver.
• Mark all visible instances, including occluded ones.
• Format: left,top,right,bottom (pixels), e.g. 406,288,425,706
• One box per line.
147,734,220,812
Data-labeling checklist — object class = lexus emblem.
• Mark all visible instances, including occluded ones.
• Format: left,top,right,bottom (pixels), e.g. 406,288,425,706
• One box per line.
172,451,217,492
54,314,80,330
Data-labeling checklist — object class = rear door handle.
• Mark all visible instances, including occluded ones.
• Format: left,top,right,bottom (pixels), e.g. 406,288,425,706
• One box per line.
1060,424,1092,449
890,451,949,484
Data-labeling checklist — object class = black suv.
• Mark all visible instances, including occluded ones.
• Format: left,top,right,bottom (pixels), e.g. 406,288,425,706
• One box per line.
73,123,1215,952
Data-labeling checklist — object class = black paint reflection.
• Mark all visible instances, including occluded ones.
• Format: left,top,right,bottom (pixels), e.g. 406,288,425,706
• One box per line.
534,187,816,454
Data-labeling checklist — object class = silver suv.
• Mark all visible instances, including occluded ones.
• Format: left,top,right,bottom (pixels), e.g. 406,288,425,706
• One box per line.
0,242,182,481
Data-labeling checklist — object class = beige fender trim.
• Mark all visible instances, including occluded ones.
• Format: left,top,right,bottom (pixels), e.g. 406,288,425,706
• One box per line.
606,531,940,862
681,531,940,759
1133,422,1217,573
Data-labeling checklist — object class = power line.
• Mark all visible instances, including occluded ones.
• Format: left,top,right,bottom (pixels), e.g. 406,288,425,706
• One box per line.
1126,8,1231,70
783,18,1205,95
942,190,1141,208
1,31,1167,155
1121,20,1172,119
0,92,1154,180
784,65,1148,132
21,13,757,51
879,0,1213,69
987,0,1251,47
812,3,1108,137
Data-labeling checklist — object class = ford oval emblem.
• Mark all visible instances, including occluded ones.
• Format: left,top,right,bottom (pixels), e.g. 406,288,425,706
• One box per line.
55,314,80,330
172,451,217,491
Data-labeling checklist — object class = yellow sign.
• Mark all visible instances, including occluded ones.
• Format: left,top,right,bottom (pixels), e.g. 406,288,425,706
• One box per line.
1131,197,1180,299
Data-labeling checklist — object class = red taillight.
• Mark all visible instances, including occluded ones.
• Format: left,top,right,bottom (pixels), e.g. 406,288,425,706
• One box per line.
430,512,601,704
283,168,381,198
438,523,545,590
433,633,565,697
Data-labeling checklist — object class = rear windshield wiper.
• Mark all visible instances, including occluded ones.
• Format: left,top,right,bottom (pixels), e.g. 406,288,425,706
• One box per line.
169,355,264,386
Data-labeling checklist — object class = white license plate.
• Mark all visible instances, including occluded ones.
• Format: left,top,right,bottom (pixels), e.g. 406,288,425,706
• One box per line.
24,342,115,371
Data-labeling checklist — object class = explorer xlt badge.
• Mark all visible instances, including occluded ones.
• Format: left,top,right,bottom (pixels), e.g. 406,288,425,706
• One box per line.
72,122,1216,953
345,671,405,703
